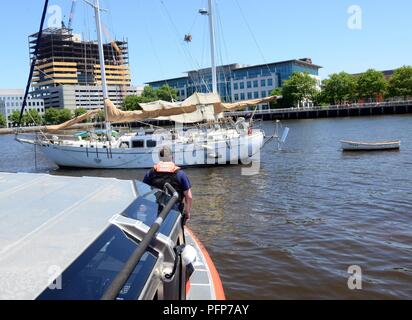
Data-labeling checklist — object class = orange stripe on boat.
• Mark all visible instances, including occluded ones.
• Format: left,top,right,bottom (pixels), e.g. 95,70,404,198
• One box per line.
186,228,226,300
186,280,191,296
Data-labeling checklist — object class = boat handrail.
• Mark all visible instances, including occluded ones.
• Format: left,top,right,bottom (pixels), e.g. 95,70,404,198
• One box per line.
101,183,180,300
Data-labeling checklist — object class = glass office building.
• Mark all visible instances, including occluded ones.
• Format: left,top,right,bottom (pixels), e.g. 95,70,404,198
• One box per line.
147,58,322,110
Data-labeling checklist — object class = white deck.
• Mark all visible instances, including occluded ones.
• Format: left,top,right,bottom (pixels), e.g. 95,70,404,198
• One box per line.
0,172,136,300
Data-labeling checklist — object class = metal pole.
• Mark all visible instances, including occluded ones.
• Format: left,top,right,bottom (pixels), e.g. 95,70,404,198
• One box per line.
18,0,50,127
93,0,111,133
208,0,218,94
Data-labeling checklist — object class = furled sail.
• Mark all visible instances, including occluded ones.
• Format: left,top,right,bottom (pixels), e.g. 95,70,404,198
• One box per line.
45,92,278,131
46,109,101,132
215,96,278,113
105,98,198,123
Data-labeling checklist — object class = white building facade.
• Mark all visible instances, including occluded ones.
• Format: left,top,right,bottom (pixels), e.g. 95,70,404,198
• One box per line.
31,85,143,111
0,89,45,128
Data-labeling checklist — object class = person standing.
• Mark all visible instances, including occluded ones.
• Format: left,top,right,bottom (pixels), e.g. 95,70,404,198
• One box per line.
143,146,193,224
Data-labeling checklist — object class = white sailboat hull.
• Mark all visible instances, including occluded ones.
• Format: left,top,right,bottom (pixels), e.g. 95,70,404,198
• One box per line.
37,132,265,169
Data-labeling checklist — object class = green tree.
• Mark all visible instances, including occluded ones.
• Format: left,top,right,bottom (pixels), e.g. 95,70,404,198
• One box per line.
322,72,357,105
123,95,143,111
95,110,106,122
74,107,89,123
8,110,21,127
281,72,318,108
141,86,158,102
74,107,87,118
58,109,73,124
23,109,43,126
122,85,179,111
269,87,285,109
356,69,388,101
388,66,412,98
44,108,61,125
270,87,282,97
0,113,6,128
156,85,178,102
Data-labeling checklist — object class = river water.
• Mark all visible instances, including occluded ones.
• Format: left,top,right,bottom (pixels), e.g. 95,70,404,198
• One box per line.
1,115,412,299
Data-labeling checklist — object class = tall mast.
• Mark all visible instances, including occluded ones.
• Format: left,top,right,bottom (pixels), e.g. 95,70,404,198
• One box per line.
208,0,218,94
93,0,111,132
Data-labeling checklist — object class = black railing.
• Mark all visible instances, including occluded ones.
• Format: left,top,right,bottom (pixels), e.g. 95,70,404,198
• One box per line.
101,183,179,300
225,99,412,117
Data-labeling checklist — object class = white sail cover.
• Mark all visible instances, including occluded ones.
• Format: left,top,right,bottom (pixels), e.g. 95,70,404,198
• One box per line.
154,93,222,123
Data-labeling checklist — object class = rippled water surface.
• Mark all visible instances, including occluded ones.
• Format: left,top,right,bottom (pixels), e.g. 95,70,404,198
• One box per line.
1,115,412,299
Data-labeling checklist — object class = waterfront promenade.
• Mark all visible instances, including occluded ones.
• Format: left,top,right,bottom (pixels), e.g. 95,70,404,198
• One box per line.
226,99,412,121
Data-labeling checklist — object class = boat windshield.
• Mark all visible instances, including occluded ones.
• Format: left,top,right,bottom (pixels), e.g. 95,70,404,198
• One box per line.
37,225,157,300
37,182,182,300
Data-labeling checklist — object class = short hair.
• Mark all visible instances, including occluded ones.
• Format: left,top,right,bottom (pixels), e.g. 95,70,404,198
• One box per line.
159,146,173,162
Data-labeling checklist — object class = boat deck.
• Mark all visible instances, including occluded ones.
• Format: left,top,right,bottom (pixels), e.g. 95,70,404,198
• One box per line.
0,172,136,300
0,172,222,300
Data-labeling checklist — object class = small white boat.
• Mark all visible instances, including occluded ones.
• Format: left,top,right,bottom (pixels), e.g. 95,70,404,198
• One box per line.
341,140,401,151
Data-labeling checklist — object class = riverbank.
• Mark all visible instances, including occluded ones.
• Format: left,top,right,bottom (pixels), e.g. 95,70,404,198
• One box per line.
2,99,411,135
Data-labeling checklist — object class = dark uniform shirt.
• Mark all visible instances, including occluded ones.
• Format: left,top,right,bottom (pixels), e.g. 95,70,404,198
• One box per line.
143,170,192,192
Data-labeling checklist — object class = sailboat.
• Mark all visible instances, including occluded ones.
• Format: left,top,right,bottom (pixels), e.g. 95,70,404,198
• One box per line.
17,0,287,169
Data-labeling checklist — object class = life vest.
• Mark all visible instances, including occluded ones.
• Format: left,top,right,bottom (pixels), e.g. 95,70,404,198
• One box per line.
154,162,180,174
150,162,185,202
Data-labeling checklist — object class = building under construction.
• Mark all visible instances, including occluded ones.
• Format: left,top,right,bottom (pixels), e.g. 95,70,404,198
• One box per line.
30,27,139,110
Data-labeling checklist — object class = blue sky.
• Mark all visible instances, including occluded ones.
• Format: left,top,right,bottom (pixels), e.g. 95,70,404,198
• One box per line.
0,0,411,88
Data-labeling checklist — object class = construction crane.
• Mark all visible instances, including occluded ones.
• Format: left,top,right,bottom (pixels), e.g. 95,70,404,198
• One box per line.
67,0,77,30
102,24,128,101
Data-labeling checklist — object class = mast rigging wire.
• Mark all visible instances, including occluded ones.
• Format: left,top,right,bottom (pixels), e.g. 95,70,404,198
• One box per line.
158,0,212,94
18,0,50,127
233,0,273,77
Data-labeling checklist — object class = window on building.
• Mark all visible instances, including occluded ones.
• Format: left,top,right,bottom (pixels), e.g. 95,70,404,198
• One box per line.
234,94,239,101
240,82,245,90
247,81,251,89
240,93,245,100
261,91,267,98
268,78,273,87
261,79,266,87
247,92,252,99
234,83,238,90
253,80,258,88
254,92,259,99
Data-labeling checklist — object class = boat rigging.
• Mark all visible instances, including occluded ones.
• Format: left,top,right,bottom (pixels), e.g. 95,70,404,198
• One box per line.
16,0,287,169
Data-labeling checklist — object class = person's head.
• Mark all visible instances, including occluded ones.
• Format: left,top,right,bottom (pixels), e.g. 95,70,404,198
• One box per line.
159,146,173,162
